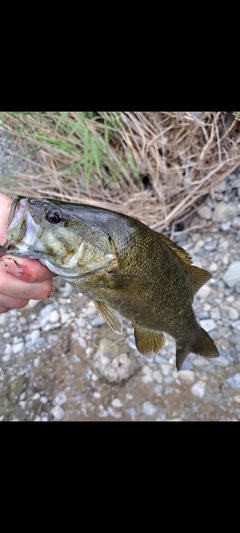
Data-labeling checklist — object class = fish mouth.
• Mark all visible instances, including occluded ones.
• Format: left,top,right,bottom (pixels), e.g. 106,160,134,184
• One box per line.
4,196,45,258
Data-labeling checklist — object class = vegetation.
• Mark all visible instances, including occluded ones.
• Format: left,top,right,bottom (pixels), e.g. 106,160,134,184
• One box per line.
0,111,240,231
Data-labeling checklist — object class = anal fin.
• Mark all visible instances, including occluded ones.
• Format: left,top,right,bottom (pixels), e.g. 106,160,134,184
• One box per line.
93,300,122,334
133,325,165,355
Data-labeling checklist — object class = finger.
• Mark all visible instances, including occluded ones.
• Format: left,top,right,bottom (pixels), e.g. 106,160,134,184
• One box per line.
0,270,53,300
0,295,29,309
0,256,56,282
0,194,12,243
0,307,9,313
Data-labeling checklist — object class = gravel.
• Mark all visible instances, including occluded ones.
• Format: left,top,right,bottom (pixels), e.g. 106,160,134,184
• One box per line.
1,146,240,421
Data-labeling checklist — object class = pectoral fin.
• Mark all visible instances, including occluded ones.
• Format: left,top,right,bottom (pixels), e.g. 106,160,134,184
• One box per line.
93,300,123,334
133,325,165,355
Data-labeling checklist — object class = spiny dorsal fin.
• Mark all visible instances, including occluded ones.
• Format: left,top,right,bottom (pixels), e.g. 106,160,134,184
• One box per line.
133,325,165,355
93,300,122,334
158,233,193,266
190,266,212,296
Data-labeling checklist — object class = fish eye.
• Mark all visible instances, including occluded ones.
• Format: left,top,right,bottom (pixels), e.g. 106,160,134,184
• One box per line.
46,209,62,224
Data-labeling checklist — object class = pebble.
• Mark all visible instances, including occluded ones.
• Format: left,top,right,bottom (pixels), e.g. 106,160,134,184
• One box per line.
40,396,48,404
91,316,106,327
12,342,24,354
152,370,163,384
229,331,240,345
93,392,101,399
111,398,123,408
50,405,65,420
126,408,137,419
161,364,172,376
32,393,40,401
203,239,217,251
39,303,55,318
54,391,67,406
228,308,239,320
211,356,229,367
224,373,240,389
197,285,211,299
212,202,237,223
222,262,240,288
232,217,240,229
198,205,212,220
209,262,218,272
142,401,158,416
178,370,195,383
49,310,60,323
2,354,11,363
191,381,206,398
199,319,216,332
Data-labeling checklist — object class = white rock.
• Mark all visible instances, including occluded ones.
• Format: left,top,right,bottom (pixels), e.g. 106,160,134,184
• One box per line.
33,357,40,368
197,285,211,299
60,311,71,323
178,370,195,383
212,202,237,223
32,393,40,401
192,356,209,367
223,262,240,288
152,370,163,384
12,342,24,354
30,330,41,343
161,363,171,376
39,303,55,318
197,205,212,220
111,398,123,408
54,391,67,406
142,365,153,375
191,381,206,398
93,392,101,399
2,353,11,362
50,405,65,420
40,396,48,404
142,374,153,383
142,401,157,416
209,262,218,272
78,337,87,349
0,314,6,325
233,395,240,403
199,319,216,332
228,307,239,320
49,310,60,323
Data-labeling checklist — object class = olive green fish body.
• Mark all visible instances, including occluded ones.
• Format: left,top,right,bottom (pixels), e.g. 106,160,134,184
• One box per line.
0,197,219,370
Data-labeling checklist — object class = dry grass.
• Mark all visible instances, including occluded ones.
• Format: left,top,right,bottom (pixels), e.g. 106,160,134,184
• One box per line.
0,111,240,231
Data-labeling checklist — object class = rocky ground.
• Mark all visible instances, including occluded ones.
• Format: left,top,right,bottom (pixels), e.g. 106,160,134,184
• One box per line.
0,132,240,421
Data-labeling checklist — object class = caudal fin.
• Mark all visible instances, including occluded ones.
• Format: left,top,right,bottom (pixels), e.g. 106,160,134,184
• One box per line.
176,327,219,371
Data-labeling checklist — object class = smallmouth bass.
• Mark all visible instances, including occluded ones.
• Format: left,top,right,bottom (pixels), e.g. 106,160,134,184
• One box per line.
0,196,219,370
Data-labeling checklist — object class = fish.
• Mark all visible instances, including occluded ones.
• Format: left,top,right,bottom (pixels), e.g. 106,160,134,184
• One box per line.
0,196,219,370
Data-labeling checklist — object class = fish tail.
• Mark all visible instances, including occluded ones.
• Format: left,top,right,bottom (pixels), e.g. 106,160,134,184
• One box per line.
176,327,219,371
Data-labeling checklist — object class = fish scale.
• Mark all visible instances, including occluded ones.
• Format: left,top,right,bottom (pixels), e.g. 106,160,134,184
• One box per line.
0,196,219,370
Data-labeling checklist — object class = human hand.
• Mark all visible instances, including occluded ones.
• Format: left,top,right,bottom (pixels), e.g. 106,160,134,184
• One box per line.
0,193,55,313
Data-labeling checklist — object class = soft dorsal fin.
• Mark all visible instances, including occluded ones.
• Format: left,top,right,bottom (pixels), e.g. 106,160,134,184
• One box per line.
159,233,212,296
190,266,212,296
93,300,122,334
158,233,193,266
